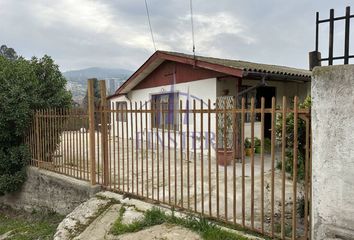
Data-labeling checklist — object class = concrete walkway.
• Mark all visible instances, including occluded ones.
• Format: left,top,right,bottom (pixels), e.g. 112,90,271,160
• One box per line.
54,191,264,240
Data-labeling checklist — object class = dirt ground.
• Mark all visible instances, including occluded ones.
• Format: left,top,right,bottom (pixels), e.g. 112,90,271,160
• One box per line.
51,131,306,237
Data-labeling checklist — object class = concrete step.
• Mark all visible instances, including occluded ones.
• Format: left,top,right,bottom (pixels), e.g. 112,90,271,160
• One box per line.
74,204,121,240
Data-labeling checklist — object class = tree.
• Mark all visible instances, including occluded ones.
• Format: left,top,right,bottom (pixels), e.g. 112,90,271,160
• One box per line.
0,45,18,60
0,52,72,195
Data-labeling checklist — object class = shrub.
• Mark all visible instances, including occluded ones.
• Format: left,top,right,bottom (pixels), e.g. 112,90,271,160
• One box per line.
0,49,72,195
275,96,311,181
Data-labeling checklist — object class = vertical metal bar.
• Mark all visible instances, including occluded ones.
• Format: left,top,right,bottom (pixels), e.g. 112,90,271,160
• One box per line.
37,110,43,168
69,109,73,175
122,103,125,192
193,99,197,212
75,108,79,178
140,102,144,196
261,97,265,233
113,104,116,189
145,101,149,197
328,9,334,65
281,96,287,239
200,99,204,215
174,100,177,206
85,110,89,181
130,101,134,193
79,109,83,177
208,99,212,216
162,100,165,202
187,99,190,210
232,97,237,225
108,106,112,188
271,97,276,237
43,109,47,168
135,102,139,194
157,101,160,202
126,102,130,192
304,117,310,239
241,98,246,227
117,104,121,190
65,109,69,175
88,79,96,185
151,100,154,199
251,97,255,229
315,12,319,52
292,96,299,240
344,6,351,64
180,100,184,209
216,98,220,219
168,99,171,205
223,98,228,220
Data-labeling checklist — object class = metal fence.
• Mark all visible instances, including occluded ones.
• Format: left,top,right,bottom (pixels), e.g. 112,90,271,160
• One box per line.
25,82,311,240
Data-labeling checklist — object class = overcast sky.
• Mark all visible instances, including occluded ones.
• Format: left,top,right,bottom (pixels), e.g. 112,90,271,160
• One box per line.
0,0,353,72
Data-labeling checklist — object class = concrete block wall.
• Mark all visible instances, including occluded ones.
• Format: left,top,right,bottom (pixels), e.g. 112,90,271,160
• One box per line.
312,65,354,239
0,167,101,215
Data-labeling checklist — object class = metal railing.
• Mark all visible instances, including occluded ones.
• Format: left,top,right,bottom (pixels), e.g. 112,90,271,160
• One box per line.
311,6,354,68
25,80,311,240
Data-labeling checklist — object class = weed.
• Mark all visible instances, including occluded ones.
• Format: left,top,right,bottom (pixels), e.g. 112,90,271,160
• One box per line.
111,206,251,240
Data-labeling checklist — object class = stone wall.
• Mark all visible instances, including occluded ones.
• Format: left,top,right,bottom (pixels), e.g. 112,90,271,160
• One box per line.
312,65,354,239
0,167,101,215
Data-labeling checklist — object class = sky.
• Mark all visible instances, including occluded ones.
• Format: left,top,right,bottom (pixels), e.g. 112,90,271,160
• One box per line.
0,0,353,72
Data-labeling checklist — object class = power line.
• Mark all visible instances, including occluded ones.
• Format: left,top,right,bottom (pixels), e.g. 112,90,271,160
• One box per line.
144,0,157,51
189,0,196,58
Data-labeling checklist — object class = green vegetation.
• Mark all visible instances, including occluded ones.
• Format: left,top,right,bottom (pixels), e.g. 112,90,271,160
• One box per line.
0,205,63,240
111,207,249,240
0,45,72,195
275,96,311,181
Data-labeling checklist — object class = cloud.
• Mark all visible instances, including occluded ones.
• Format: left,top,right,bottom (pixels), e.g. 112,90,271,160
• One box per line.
0,0,353,71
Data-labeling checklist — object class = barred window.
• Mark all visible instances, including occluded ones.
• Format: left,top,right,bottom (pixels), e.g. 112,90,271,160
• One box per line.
151,93,179,130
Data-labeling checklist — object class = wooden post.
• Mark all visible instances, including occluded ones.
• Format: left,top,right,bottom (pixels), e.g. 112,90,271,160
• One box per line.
99,80,109,187
88,79,96,185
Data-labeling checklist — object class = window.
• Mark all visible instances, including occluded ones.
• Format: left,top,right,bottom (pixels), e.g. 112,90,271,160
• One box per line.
116,101,127,122
151,93,178,130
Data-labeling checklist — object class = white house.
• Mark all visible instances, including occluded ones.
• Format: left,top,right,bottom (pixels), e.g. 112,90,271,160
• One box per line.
107,51,311,159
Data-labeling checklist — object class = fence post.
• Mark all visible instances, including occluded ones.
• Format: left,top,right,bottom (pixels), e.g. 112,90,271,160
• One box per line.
88,79,96,185
99,80,109,187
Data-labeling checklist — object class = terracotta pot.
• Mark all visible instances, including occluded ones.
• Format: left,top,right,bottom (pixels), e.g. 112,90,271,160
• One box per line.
217,148,233,166
245,148,253,156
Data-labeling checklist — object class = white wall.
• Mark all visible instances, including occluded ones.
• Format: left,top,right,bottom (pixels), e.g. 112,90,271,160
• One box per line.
312,65,354,239
110,78,218,157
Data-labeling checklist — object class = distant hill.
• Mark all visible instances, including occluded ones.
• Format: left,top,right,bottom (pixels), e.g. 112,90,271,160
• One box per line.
63,67,133,103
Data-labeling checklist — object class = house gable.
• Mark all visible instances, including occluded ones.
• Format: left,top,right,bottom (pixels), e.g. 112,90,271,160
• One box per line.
133,60,225,90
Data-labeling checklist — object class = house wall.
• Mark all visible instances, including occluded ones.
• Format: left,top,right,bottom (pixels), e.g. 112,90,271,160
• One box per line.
110,78,218,157
216,78,310,139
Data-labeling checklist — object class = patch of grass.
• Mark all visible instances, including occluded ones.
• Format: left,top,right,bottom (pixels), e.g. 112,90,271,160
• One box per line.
0,206,63,240
111,207,166,235
111,207,250,240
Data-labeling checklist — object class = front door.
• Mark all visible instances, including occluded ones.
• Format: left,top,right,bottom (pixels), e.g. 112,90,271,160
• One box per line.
256,86,276,139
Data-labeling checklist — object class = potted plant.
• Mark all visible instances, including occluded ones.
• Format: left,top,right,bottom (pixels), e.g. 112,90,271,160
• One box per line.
254,137,261,154
244,138,253,156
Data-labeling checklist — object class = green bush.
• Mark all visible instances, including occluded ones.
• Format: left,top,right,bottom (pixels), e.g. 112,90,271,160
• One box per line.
275,96,311,181
0,47,72,195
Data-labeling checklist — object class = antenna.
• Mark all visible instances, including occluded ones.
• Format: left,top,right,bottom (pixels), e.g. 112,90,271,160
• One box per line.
144,0,157,51
189,0,196,58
